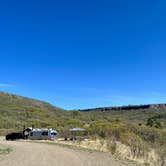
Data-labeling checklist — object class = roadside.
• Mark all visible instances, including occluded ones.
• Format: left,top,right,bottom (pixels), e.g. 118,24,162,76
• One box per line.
0,145,11,155
0,137,138,166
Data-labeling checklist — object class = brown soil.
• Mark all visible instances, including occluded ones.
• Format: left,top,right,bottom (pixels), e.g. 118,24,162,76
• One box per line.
0,138,137,166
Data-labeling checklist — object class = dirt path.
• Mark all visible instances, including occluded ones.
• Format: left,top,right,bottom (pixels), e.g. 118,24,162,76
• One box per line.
0,138,137,166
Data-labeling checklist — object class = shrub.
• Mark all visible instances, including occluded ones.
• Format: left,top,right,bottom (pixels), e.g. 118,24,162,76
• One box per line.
107,140,117,155
146,118,163,129
66,119,84,128
157,147,166,166
88,121,112,138
119,132,148,158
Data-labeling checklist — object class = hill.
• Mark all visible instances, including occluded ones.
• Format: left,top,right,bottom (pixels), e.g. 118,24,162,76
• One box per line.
79,104,166,126
0,92,69,134
0,91,166,134
0,92,166,165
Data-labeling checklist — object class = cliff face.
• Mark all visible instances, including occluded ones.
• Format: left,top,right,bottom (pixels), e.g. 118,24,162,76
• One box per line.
80,104,166,112
150,104,166,109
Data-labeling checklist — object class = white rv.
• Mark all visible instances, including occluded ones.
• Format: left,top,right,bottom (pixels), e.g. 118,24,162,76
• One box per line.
27,128,57,140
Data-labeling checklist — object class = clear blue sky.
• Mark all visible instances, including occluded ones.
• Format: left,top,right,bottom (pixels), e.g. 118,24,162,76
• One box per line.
0,0,166,109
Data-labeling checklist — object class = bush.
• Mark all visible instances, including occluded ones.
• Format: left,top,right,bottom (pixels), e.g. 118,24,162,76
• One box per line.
157,147,166,166
120,132,148,158
66,119,84,128
147,118,162,129
107,140,117,155
88,121,112,138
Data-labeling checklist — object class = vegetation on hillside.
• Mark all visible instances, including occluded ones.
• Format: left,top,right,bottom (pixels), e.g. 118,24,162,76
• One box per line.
0,92,69,133
0,92,165,165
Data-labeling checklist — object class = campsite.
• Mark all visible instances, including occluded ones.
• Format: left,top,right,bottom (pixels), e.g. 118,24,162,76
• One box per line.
0,0,166,165
0,92,165,166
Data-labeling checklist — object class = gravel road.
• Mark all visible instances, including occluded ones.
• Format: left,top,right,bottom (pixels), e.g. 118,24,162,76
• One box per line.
0,138,137,166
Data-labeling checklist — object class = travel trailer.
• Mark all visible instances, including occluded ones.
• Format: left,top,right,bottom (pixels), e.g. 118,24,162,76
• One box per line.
24,128,58,140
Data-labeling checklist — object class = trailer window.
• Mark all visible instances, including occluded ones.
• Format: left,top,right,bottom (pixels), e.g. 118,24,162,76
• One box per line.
42,131,48,136
30,132,33,136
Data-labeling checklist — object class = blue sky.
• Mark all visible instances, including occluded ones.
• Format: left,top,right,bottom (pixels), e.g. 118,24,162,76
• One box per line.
1,0,166,109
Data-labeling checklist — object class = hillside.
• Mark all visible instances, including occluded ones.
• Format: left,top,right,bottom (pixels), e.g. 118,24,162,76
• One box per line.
79,104,166,127
0,92,69,134
0,91,166,134
0,92,166,165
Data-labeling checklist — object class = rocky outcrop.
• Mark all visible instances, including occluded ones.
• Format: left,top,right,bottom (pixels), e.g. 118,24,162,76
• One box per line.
81,103,166,112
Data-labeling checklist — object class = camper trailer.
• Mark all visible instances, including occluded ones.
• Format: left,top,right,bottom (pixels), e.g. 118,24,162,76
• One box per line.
24,128,57,140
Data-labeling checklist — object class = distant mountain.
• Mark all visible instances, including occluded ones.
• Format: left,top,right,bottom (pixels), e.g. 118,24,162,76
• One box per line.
80,103,166,112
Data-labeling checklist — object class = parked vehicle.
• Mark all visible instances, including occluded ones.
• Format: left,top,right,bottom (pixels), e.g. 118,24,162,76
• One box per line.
6,127,58,141
6,132,23,140
27,128,57,140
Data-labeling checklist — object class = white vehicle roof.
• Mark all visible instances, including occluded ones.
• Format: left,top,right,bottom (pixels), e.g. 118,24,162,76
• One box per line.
30,128,57,133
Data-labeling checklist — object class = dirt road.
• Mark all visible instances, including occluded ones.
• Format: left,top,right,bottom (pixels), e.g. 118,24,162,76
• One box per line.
0,138,137,166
